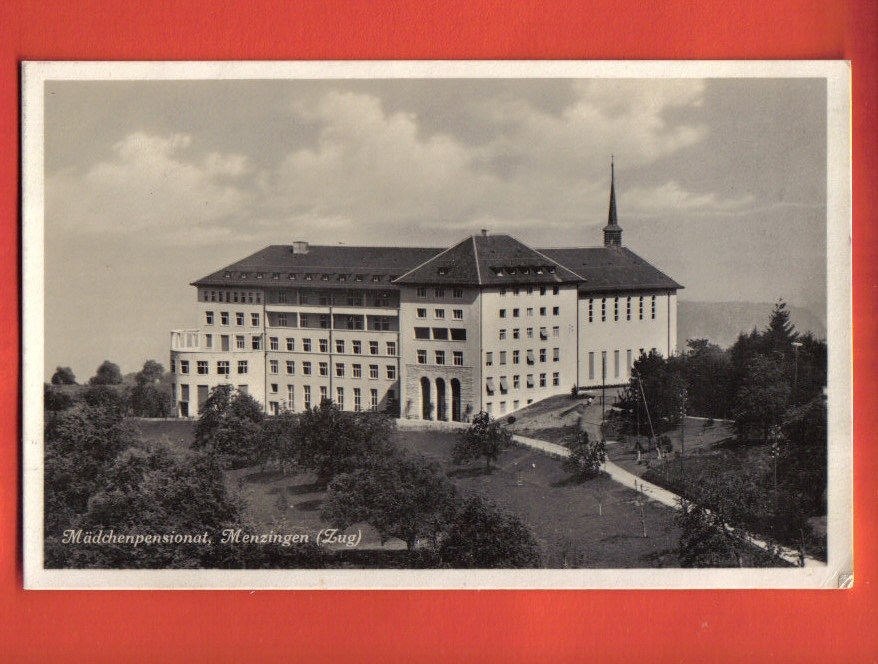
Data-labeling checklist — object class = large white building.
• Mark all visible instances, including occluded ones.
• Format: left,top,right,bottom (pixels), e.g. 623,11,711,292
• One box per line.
170,167,681,419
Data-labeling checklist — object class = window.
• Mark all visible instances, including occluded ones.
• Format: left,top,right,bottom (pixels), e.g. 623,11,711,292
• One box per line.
171,359,176,373
452,309,463,320
639,296,644,320
346,293,363,306
486,378,495,396
277,292,287,303
434,308,445,319
432,327,449,340
319,338,329,353
513,328,520,340
527,350,535,365
513,350,520,364
500,288,506,297
539,349,547,363
286,360,295,375
651,295,657,319
513,287,520,296
513,375,520,389
417,308,427,319
336,387,344,410
434,288,445,298
320,386,328,403
513,308,520,318
268,360,278,374
386,341,396,355
499,309,507,318
553,306,560,316
369,364,379,379
453,288,463,298
300,314,311,328
277,313,288,327
540,286,546,296
319,362,328,377
553,285,560,295
499,329,507,341
499,351,507,365
417,287,427,298
539,307,546,316
217,361,230,376
386,365,396,380
614,297,619,322
614,350,620,378
526,286,533,295
539,373,546,387
485,352,493,366
286,337,295,352
304,386,311,410
601,298,607,322
370,389,378,412
353,388,362,412
352,340,361,354
353,364,362,378
540,327,548,340
303,361,312,376
197,361,209,375
204,334,213,349
527,328,534,339
417,350,427,364
627,349,633,372
499,376,508,394
450,328,467,341
369,341,378,355
552,326,560,338
626,297,631,321
287,385,295,408
553,347,560,362
270,337,279,350
251,336,262,351
251,313,260,327
221,312,229,326
236,312,245,326
180,360,189,374
588,299,593,323
236,335,245,350
553,372,560,386
205,311,214,325
336,339,345,353
453,351,463,366
435,350,445,365
336,363,345,377
588,352,595,380
527,374,535,388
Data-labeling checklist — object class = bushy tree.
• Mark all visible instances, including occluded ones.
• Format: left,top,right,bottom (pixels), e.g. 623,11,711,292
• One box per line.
452,411,512,473
438,495,541,568
734,355,790,443
779,395,827,517
89,360,123,385
676,499,744,568
682,339,733,419
322,452,457,550
193,384,265,468
44,384,74,412
50,366,76,385
136,360,164,384
562,431,607,481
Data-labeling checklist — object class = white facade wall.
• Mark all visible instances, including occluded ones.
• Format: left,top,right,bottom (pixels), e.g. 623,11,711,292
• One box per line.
576,290,678,390
479,284,579,416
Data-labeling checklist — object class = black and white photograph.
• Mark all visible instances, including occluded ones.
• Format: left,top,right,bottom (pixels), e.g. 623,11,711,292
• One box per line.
22,61,851,589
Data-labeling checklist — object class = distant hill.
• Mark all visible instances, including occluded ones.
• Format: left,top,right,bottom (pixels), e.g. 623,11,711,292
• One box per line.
677,301,826,350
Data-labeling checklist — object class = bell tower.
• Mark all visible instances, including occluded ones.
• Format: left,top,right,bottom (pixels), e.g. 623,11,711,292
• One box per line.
603,157,623,247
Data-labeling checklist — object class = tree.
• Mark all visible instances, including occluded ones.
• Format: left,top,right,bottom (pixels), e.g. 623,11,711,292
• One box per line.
136,360,164,385
562,431,607,481
681,339,733,419
129,360,171,417
44,384,74,412
676,499,744,568
733,355,790,443
192,384,265,468
452,411,512,473
322,452,458,550
51,366,76,385
89,360,123,385
439,495,541,568
765,299,799,353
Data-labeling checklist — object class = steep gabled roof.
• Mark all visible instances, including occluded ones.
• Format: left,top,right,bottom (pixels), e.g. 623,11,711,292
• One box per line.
394,234,583,286
539,246,683,293
193,244,442,290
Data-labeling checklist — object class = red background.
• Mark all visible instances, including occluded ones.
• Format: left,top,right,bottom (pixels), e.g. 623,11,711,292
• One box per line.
2,1,876,662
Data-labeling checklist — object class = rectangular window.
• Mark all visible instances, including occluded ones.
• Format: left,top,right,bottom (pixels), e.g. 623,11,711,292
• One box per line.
320,386,328,403
236,335,245,349
197,360,209,375
236,312,245,326
319,362,328,377
453,351,463,366
449,328,466,341
588,299,593,323
435,351,445,365
553,347,560,362
386,365,396,380
527,308,534,317
278,292,287,304
539,307,546,316
336,387,344,410
553,286,560,295
417,308,427,319
552,326,560,338
639,296,644,320
369,364,379,379
217,361,230,376
270,360,278,374
513,308,520,318
614,350,620,378
286,360,295,375
414,327,430,340
180,360,189,374
540,327,548,340
251,336,262,351
627,349,633,372
319,338,329,353
370,389,378,412
221,312,229,326
652,295,657,319
513,375,520,389
540,286,546,296
336,339,345,353
512,350,520,365
336,363,345,377
286,337,295,351
499,351,507,365
527,374,535,388
251,313,260,327
499,309,506,318
416,287,427,298
553,372,560,386
300,314,310,328
539,373,546,387
527,328,534,339
432,327,449,340
453,288,463,298
601,351,607,380
452,309,463,320
303,361,312,376
485,352,493,366
552,306,559,316
434,309,445,319
369,341,379,355
221,335,230,351
434,288,445,298
270,336,279,350
353,388,362,412
205,311,214,325
614,297,619,322
386,341,396,355
601,298,607,322
513,328,520,339
304,386,311,410
539,348,547,363
626,297,631,321
277,313,287,327
353,364,362,378
417,350,427,364
352,340,361,354
499,329,507,341
588,352,595,380
499,376,508,394
204,334,213,349
287,385,295,409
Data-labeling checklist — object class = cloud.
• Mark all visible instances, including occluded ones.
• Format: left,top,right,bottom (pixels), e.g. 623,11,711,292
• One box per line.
623,180,756,217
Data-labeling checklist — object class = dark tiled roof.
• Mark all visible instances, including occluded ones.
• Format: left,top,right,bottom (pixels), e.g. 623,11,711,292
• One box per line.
193,244,442,290
539,246,683,293
394,234,583,286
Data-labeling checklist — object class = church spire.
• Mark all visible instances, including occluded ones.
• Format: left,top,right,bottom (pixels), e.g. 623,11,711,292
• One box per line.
603,156,623,247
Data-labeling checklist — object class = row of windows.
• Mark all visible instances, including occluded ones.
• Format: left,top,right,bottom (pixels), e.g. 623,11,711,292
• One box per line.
485,372,560,394
485,400,531,415
267,313,395,331
586,348,656,380
223,271,397,284
273,360,396,380
272,291,394,307
499,285,560,296
412,327,467,341
587,296,658,323
205,311,261,327
277,385,390,413
416,308,464,320
498,326,560,341
485,348,559,366
201,290,262,304
497,306,560,319
416,350,464,366
416,287,464,299
269,338,396,355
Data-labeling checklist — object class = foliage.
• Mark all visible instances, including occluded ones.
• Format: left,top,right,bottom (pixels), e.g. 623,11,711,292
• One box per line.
129,362,172,417
452,411,512,472
44,384,74,412
192,384,265,469
733,355,790,443
561,431,607,481
322,451,457,550
136,360,165,384
675,499,744,567
681,339,733,419
438,494,541,568
779,395,828,517
50,366,77,385
289,401,396,485
89,360,124,385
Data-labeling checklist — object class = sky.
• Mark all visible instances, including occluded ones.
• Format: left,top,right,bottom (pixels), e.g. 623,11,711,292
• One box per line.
40,74,828,381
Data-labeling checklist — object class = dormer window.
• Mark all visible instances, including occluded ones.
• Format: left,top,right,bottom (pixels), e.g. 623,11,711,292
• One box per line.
520,267,530,275
372,275,381,282
320,274,329,281
547,266,556,274
338,275,346,282
256,272,264,279
507,267,517,275
535,266,544,274
355,274,364,282
305,274,313,281
224,271,232,278
271,273,279,280
240,272,248,279
438,267,449,275
288,273,296,280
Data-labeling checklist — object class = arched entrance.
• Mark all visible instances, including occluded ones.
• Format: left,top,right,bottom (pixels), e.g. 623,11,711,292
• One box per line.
420,376,432,420
436,378,446,421
451,379,462,422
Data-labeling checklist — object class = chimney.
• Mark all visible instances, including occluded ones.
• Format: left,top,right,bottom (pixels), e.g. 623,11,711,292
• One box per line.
481,229,488,237
291,241,310,254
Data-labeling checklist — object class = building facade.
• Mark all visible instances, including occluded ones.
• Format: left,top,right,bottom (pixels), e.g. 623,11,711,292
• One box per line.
170,170,682,419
